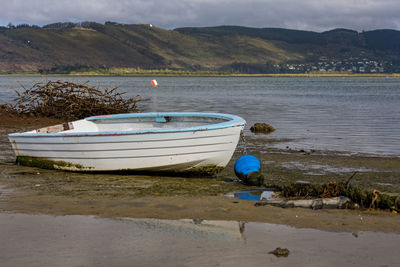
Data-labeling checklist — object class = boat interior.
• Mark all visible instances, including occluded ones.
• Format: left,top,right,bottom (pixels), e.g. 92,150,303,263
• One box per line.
33,115,230,134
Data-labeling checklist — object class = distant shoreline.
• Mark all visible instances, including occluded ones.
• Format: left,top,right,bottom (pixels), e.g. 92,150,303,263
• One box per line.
1,72,400,78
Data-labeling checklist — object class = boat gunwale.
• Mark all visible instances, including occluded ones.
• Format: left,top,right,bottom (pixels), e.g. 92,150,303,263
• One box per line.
8,112,246,138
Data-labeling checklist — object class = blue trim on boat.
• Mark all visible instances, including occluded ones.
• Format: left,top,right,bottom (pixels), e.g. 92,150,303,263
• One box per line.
9,112,246,137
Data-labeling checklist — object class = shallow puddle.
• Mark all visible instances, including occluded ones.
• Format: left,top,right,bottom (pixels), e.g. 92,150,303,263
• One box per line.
0,213,399,266
231,189,279,201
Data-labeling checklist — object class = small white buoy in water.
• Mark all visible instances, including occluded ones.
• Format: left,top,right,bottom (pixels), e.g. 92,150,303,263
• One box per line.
151,79,158,87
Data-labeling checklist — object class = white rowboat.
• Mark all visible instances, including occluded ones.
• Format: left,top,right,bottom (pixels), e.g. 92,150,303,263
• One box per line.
8,112,246,174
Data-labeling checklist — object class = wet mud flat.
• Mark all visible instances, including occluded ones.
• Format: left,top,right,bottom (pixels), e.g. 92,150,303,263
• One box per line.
1,116,400,233
1,213,399,267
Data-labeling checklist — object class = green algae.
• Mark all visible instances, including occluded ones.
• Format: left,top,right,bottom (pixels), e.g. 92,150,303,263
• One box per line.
190,165,225,176
16,156,91,171
115,165,225,177
235,171,265,186
250,122,275,134
15,156,223,176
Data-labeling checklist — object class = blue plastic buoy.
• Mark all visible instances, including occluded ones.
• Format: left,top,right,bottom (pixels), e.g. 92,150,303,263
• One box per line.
234,155,261,176
234,155,264,186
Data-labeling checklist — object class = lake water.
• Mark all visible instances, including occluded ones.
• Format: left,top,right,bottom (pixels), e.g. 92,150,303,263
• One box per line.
1,76,399,156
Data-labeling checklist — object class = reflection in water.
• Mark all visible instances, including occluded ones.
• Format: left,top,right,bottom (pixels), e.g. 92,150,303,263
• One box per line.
0,213,399,266
129,218,246,241
233,189,278,201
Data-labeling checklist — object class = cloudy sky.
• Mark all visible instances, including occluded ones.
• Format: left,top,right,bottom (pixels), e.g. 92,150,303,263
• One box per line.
1,0,399,32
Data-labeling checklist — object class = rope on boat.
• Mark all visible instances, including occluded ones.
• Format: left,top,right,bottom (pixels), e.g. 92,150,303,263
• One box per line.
240,130,247,155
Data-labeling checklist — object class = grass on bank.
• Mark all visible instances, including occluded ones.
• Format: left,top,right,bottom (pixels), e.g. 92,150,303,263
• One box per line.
1,68,400,77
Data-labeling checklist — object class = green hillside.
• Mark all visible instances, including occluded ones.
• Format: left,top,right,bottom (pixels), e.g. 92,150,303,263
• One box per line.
0,22,399,74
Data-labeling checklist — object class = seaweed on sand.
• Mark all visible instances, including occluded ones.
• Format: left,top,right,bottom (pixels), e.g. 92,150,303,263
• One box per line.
272,173,400,210
250,122,275,134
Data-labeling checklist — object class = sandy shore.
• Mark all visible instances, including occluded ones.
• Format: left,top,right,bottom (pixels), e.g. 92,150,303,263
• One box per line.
1,116,399,233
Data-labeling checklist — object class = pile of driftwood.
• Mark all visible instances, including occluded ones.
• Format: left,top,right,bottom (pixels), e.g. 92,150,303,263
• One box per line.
0,80,140,120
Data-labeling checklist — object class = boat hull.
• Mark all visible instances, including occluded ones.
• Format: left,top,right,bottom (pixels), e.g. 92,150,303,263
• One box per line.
9,119,244,174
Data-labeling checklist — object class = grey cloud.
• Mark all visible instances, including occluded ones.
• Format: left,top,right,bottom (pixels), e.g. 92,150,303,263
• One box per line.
0,0,399,31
